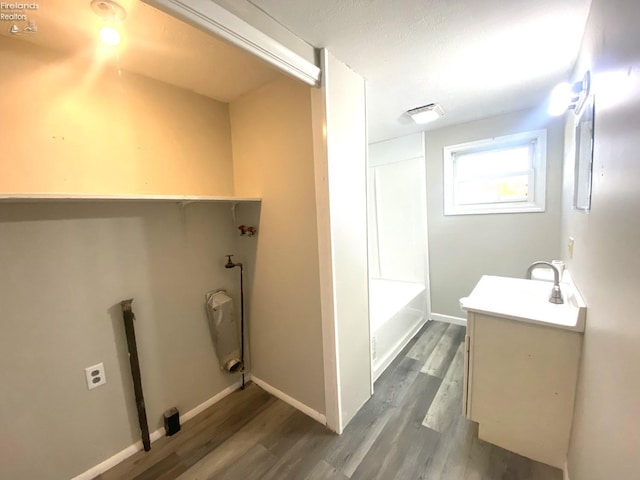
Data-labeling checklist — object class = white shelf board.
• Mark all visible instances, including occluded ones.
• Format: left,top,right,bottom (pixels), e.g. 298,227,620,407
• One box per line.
0,194,261,203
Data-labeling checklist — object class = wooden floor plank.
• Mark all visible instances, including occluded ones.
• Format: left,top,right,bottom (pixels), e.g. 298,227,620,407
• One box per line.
421,323,466,378
98,321,564,480
174,399,295,480
350,373,442,480
406,320,449,362
98,384,272,480
423,407,476,479
175,394,277,470
487,444,521,480
506,451,534,480
214,444,278,480
463,434,494,480
259,408,326,458
422,341,465,432
131,453,186,480
531,461,563,480
304,460,350,480
391,420,439,480
259,420,336,480
372,355,422,407
323,396,398,477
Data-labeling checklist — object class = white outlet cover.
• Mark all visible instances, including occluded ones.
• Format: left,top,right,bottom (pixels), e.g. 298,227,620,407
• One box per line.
85,362,106,390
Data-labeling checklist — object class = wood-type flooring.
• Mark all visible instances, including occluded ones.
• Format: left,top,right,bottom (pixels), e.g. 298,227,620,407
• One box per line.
97,320,563,480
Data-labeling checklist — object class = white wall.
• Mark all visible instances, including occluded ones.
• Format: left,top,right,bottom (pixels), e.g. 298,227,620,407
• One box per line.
0,201,244,479
230,77,326,416
0,35,249,480
562,0,640,478
312,50,371,432
425,109,564,318
0,37,234,197
368,133,428,283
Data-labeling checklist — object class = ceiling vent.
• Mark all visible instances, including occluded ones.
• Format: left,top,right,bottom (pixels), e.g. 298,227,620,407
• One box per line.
406,103,445,124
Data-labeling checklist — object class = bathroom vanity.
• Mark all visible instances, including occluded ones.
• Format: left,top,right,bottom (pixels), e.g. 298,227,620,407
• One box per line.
460,274,586,468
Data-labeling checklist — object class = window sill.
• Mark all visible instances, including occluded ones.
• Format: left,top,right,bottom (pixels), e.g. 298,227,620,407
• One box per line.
444,203,545,216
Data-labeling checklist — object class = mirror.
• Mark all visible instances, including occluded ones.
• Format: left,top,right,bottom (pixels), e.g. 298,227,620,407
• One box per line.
574,95,595,211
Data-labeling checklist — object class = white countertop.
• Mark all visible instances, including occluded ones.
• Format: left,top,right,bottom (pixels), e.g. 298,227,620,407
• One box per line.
460,274,586,332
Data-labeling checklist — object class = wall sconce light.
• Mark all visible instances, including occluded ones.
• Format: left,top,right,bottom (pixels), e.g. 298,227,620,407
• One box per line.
406,103,445,124
549,70,591,116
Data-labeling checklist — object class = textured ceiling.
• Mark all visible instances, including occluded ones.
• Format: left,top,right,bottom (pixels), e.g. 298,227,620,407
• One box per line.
0,0,283,103
249,0,592,142
2,0,593,139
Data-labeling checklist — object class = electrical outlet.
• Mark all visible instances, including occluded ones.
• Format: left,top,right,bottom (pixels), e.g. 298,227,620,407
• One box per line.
85,363,106,390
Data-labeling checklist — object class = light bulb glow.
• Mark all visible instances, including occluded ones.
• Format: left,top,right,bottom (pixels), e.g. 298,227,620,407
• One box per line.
410,110,441,124
99,26,121,46
548,82,571,116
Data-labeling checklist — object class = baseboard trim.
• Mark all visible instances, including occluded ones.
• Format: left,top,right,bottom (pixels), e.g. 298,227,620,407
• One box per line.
180,376,250,424
563,460,570,480
251,375,327,426
431,312,467,326
372,316,428,381
71,378,246,480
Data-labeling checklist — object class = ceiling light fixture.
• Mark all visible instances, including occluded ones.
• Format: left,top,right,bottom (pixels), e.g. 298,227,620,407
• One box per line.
99,26,121,46
406,103,445,124
91,0,126,46
549,70,591,116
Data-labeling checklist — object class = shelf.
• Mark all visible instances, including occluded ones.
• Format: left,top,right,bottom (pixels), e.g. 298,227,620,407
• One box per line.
0,194,261,203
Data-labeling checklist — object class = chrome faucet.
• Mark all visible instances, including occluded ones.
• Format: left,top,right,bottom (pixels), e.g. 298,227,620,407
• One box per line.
526,261,564,304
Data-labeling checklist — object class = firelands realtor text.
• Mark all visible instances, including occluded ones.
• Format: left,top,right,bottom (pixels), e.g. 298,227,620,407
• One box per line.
0,2,38,20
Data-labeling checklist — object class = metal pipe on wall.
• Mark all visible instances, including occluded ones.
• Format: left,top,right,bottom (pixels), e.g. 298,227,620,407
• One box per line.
120,298,151,452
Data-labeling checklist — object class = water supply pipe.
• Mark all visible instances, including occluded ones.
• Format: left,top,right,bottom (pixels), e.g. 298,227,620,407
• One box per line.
225,254,246,389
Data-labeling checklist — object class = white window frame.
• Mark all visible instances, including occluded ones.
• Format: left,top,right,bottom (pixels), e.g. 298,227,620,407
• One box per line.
443,129,547,216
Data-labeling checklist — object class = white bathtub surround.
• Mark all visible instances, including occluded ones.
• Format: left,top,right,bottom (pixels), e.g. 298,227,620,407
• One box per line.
367,133,430,383
369,279,428,380
430,312,467,326
369,279,425,331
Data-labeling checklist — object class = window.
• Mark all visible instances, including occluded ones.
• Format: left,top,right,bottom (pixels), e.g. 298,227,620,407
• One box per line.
443,129,547,215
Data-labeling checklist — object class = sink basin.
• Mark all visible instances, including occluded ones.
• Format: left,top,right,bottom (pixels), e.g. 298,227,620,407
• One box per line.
460,272,586,332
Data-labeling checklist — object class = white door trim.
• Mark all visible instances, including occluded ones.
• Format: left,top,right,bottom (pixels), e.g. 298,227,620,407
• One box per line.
311,49,342,433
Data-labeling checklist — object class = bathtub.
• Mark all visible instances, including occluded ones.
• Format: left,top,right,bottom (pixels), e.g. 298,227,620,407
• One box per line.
369,278,428,380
